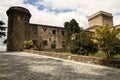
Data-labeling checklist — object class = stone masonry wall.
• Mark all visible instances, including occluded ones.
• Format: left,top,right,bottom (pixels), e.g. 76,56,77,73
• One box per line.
30,24,65,49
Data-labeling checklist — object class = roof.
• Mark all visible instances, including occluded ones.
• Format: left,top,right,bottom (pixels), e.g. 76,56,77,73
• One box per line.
30,23,64,29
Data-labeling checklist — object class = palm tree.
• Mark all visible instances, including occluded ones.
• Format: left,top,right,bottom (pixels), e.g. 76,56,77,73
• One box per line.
92,25,120,58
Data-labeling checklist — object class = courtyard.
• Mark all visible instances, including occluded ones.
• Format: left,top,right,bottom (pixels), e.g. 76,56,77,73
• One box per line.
0,52,120,80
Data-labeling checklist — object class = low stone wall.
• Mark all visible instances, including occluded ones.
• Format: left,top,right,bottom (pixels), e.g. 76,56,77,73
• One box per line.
24,49,120,69
40,49,70,53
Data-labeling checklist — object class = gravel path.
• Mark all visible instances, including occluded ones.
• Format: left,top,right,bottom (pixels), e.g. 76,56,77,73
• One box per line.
0,52,120,80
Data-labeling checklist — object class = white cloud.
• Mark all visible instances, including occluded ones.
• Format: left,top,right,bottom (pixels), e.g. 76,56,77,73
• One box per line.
28,8,88,28
38,0,120,14
37,0,120,26
113,15,120,26
0,45,6,51
1,0,120,29
0,0,25,26
38,0,81,10
0,0,120,29
1,0,120,51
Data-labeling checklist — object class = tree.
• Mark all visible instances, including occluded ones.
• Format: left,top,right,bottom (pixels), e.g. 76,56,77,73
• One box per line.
69,19,80,33
0,21,6,38
64,19,97,55
103,38,120,58
64,19,80,48
64,19,80,35
71,31,98,55
92,25,120,58
91,25,109,51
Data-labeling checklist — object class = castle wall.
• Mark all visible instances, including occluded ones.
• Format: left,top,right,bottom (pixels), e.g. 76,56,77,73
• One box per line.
30,24,65,50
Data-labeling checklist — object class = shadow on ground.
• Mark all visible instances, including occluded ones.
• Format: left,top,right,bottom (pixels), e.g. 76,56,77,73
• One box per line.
0,52,120,80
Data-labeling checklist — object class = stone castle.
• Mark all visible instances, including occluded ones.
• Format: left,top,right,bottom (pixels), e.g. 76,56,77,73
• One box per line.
6,6,119,51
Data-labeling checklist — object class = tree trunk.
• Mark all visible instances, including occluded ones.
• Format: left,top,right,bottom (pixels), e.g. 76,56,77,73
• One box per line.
106,51,111,59
98,45,103,53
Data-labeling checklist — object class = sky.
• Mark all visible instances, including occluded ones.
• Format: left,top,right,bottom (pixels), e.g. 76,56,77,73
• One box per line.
1,0,120,51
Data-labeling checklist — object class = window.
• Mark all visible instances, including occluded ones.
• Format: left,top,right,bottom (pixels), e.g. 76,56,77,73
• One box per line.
33,40,38,45
32,26,38,35
44,28,47,31
61,31,65,36
43,27,47,31
43,40,47,46
53,41,56,43
52,30,56,34
62,41,65,48
62,41,65,44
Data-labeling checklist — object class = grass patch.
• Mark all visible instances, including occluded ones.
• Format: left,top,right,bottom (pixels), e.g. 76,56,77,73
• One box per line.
63,52,71,55
63,51,120,59
89,52,120,59
93,52,107,58
113,55,120,59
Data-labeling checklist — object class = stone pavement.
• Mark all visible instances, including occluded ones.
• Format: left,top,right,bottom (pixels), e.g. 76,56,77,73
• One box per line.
0,52,120,80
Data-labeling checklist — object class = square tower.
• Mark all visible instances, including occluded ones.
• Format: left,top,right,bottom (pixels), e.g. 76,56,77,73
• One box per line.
88,11,113,27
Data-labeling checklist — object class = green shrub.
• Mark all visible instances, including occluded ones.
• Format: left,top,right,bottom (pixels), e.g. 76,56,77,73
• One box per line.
23,40,33,49
51,43,56,49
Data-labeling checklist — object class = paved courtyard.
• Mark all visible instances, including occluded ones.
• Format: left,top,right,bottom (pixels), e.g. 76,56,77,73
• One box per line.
0,52,120,80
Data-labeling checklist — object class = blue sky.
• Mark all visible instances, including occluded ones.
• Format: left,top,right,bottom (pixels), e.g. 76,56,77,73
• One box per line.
24,0,75,13
24,0,38,5
1,0,120,50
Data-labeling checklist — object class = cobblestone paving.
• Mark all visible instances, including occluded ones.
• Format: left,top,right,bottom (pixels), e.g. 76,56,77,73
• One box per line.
0,52,120,80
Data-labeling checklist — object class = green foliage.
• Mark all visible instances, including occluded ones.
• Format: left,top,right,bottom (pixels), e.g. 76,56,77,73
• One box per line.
69,19,80,33
23,40,33,49
71,31,98,55
91,25,111,45
51,43,56,49
102,39,120,58
64,19,80,34
64,19,80,46
92,25,120,58
64,19,97,55
0,21,6,38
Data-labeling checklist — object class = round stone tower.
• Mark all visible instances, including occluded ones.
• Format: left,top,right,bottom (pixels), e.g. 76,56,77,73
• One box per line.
7,6,31,51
